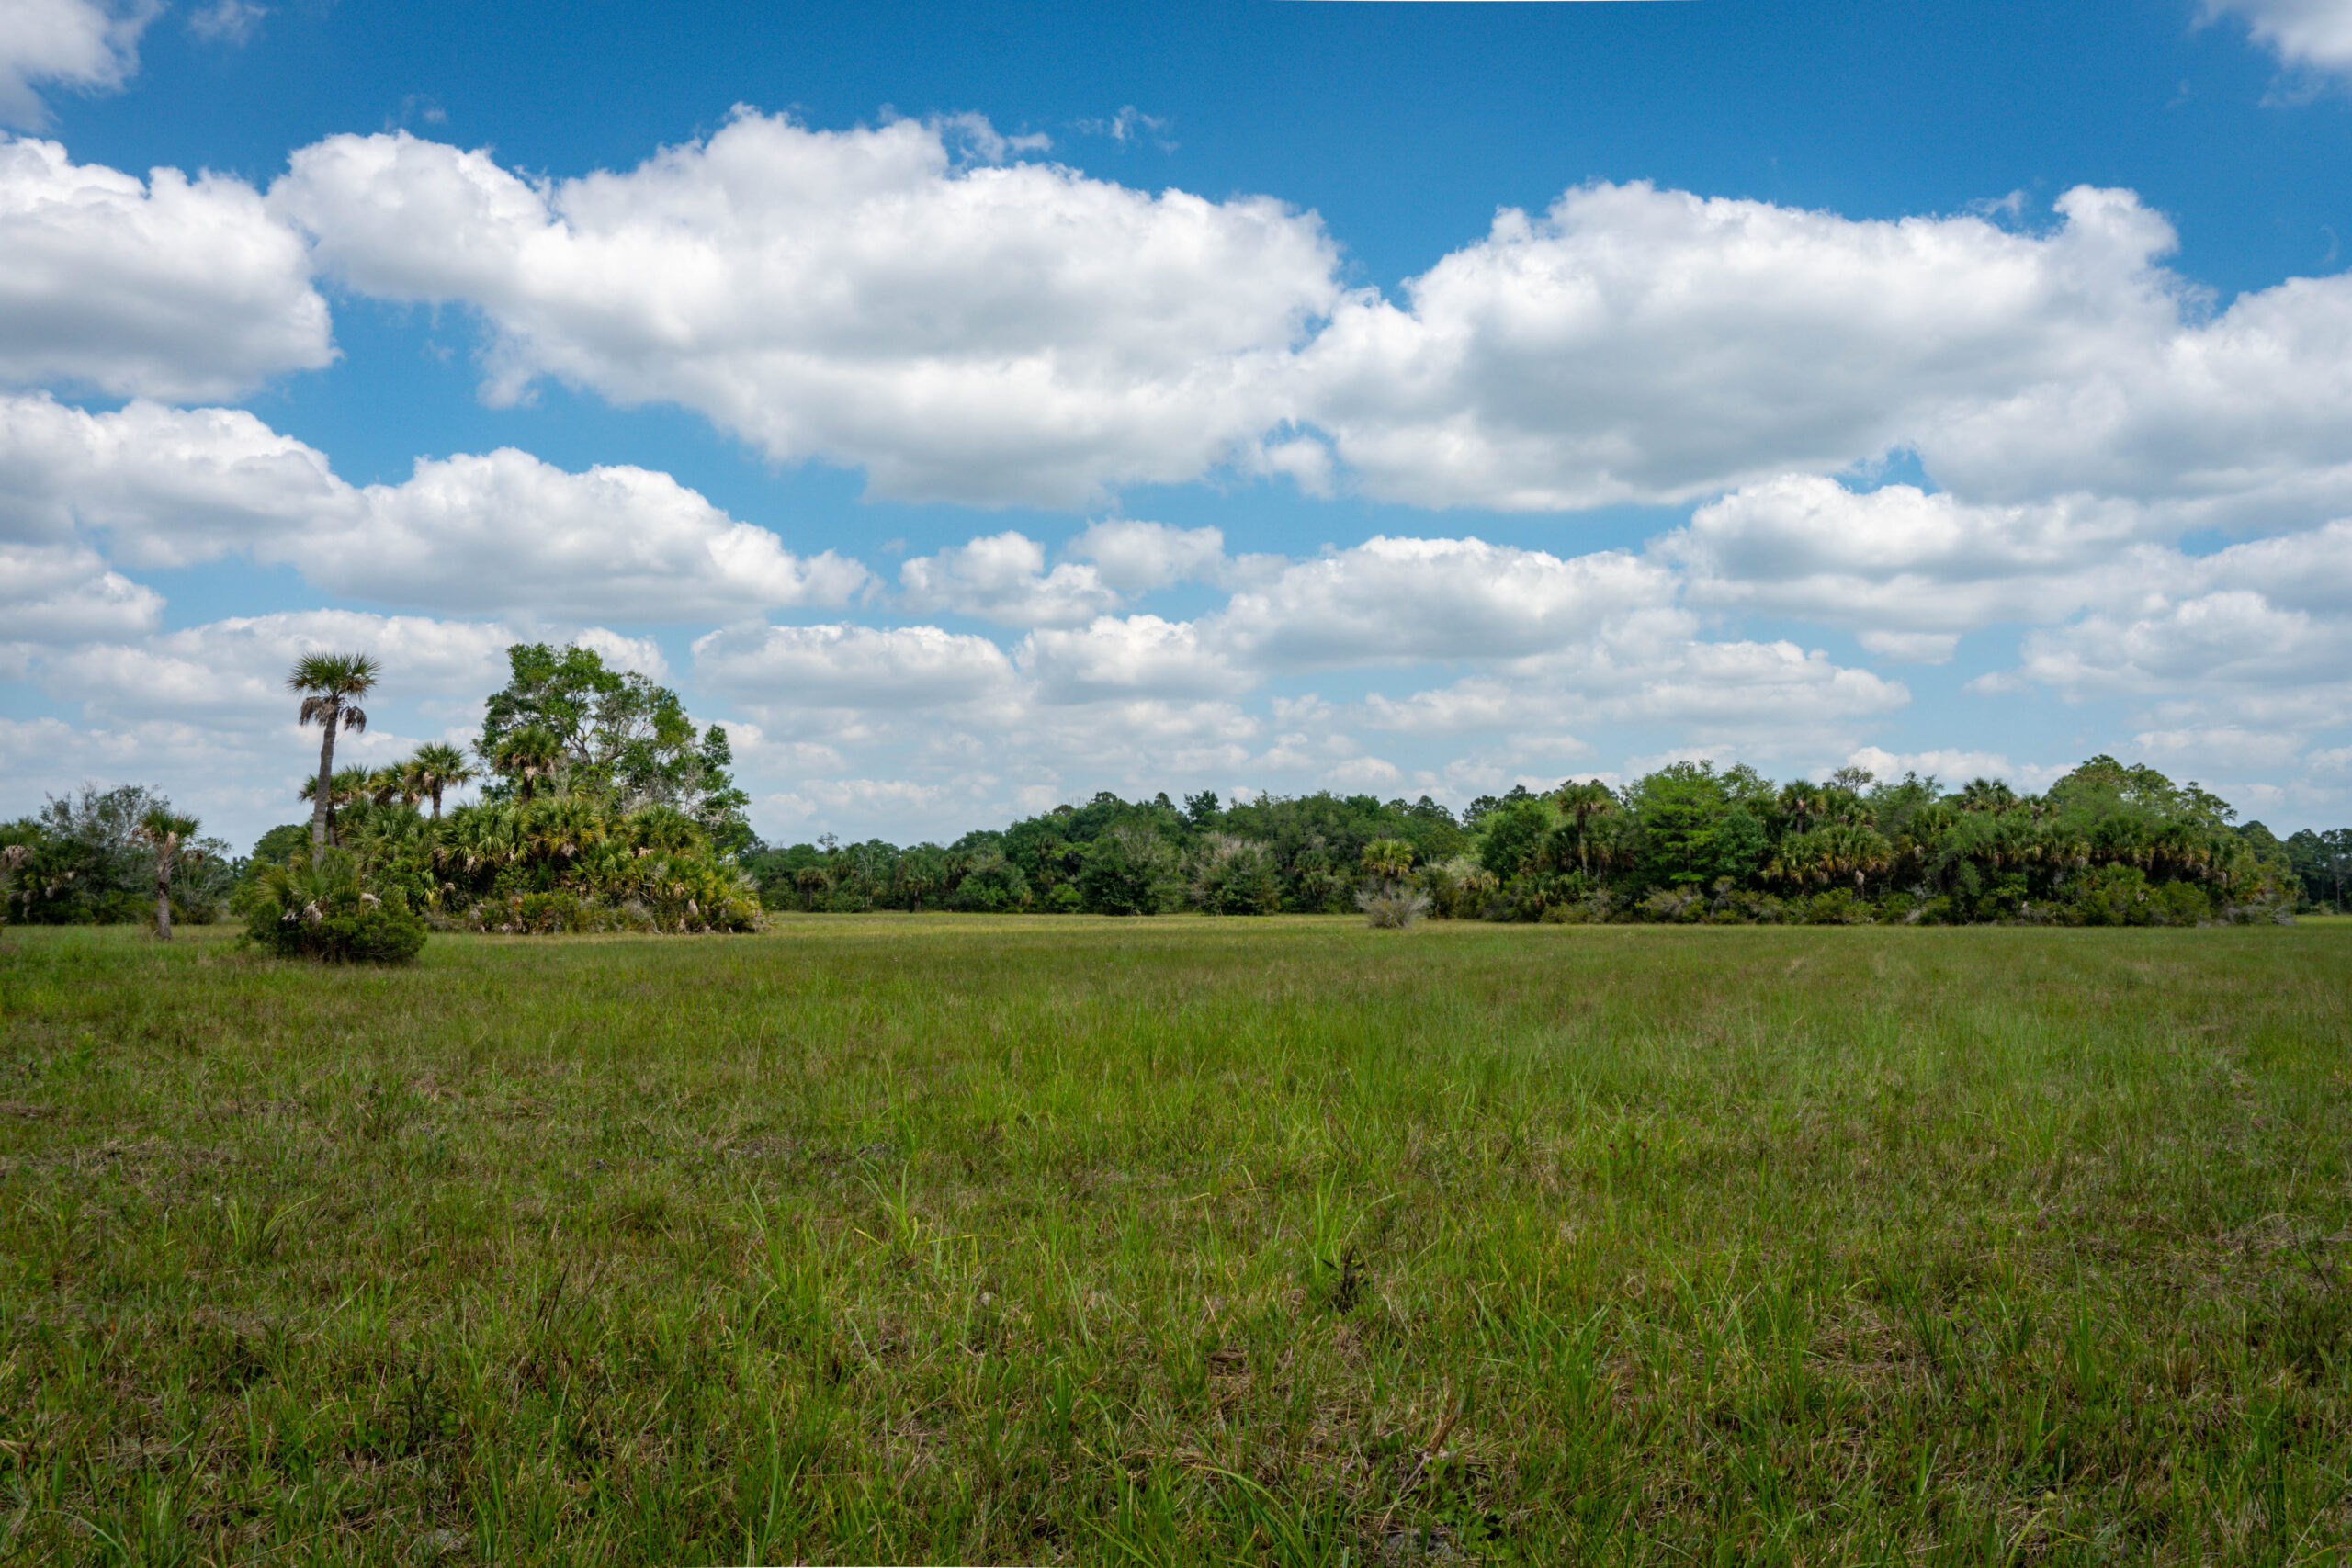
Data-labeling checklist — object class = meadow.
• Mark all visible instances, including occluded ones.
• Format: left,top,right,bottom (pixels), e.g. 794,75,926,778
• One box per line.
1,918,2348,1565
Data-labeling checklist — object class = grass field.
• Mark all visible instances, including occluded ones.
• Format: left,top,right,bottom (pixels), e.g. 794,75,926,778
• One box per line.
2,917,2349,1565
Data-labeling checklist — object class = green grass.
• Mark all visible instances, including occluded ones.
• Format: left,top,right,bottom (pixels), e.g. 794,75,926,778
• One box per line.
3,917,2349,1565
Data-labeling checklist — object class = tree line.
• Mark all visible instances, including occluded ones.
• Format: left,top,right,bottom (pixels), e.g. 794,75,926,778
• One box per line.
4,640,2344,940
742,758,2318,926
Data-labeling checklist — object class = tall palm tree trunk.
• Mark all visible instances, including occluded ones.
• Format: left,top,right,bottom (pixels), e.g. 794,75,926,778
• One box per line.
311,700,339,864
154,851,173,942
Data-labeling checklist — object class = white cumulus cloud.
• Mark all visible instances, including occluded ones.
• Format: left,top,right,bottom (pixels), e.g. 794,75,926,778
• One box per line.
0,394,870,621
693,622,1018,710
0,137,331,399
270,114,1342,506
2205,0,2352,75
0,0,152,128
1068,518,1228,592
1296,182,2191,511
897,531,1119,627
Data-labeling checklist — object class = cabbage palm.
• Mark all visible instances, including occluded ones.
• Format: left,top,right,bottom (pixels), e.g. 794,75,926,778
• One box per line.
131,807,202,941
298,765,373,848
490,725,563,804
1812,823,1894,893
1551,780,1619,872
1361,838,1415,883
1775,782,1830,836
367,766,419,807
410,742,475,819
1957,777,2018,813
289,651,379,866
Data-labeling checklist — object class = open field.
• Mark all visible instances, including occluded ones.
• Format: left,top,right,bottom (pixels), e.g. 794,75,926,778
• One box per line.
2,918,2349,1565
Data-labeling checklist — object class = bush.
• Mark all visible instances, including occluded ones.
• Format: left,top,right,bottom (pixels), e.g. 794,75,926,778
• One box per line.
244,852,427,964
947,854,1030,912
1800,889,1874,925
1079,826,1182,915
1188,835,1281,915
1357,884,1430,929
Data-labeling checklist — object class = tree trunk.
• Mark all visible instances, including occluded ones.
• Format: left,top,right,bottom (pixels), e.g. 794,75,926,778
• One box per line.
430,784,443,820
311,703,338,866
154,846,173,942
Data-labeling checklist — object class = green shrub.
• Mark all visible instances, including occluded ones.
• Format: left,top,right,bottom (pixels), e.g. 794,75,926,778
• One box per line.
948,854,1030,912
1188,835,1280,915
1077,826,1181,915
243,852,427,964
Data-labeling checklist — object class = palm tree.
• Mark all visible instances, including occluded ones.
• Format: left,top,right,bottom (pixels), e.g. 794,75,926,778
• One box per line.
132,807,201,942
1551,780,1619,872
1362,838,1415,885
299,766,372,847
1957,778,2018,813
489,725,563,804
410,742,475,819
289,651,379,866
1776,782,1830,836
1813,824,1894,894
366,766,418,807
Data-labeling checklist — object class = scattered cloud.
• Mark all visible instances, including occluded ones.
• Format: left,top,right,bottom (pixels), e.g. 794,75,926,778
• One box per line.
0,138,331,399
0,0,153,129
2204,0,2352,78
694,622,1019,711
186,0,265,46
898,531,1119,627
0,394,870,621
1067,519,1227,593
270,114,1341,506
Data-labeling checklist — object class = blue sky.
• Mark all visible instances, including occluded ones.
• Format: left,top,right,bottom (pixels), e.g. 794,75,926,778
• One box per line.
6,0,2352,850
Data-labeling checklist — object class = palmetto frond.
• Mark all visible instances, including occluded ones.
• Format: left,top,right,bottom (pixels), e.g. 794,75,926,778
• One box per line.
287,651,381,702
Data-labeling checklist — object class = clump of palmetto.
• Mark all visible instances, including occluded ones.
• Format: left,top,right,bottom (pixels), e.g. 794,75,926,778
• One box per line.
1357,837,1430,929
244,849,427,964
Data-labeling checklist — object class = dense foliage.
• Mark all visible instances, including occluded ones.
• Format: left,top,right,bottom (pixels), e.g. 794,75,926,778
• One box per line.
305,795,763,934
746,757,2306,925
243,641,763,936
0,785,234,927
744,788,1474,918
477,643,752,855
242,849,429,963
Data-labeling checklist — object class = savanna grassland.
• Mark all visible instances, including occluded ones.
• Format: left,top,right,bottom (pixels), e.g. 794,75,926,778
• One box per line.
2,919,2349,1565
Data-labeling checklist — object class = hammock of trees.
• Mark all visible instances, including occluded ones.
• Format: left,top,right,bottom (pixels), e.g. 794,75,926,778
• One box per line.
5,640,2346,934
744,759,2323,927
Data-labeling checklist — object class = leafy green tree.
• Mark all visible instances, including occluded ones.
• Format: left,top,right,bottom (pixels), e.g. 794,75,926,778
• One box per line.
479,645,746,846
1476,795,1555,880
288,651,379,866
2284,828,2351,910
1078,825,1181,915
947,851,1030,912
1187,834,1281,915
1631,762,1739,886
2,785,232,925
